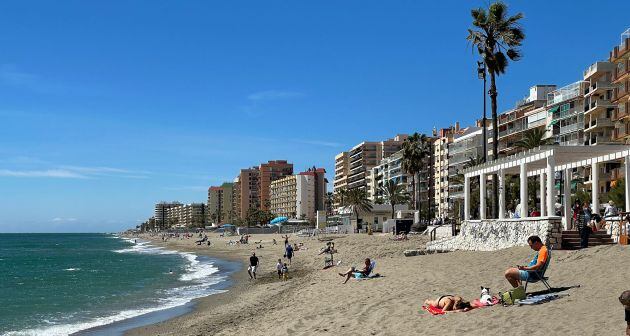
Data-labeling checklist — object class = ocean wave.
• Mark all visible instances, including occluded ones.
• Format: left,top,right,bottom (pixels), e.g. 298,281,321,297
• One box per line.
63,268,80,272
178,253,219,282
1,292,220,336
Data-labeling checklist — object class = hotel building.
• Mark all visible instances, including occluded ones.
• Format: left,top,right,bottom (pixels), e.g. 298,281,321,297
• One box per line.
611,28,630,145
269,168,327,221
154,201,183,229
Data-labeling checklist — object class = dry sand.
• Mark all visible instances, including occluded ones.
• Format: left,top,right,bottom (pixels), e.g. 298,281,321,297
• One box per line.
125,232,630,336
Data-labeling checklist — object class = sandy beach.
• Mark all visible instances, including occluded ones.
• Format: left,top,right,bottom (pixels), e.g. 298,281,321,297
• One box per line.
124,233,629,336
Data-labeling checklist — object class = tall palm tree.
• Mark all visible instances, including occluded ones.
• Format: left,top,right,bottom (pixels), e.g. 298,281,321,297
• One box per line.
514,128,550,150
345,188,373,231
467,1,525,217
334,189,348,207
325,191,334,215
401,133,431,214
380,179,411,219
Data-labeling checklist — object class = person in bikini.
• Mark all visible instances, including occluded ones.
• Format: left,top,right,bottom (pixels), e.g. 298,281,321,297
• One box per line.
424,295,472,312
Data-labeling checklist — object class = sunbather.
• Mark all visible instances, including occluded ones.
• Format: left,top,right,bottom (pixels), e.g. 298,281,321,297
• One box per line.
424,295,472,312
338,258,372,284
318,242,335,255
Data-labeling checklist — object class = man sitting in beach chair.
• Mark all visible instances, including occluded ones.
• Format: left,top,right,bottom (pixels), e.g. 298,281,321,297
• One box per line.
338,258,375,284
504,235,551,291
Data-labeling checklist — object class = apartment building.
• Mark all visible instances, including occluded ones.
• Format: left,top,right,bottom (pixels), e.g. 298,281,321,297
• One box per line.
336,135,408,199
369,150,407,202
237,167,260,217
611,28,630,145
259,160,294,211
207,182,235,225
497,85,556,156
582,62,616,146
448,127,484,219
269,168,327,221
333,152,349,199
154,201,183,229
547,81,589,146
232,176,241,220
166,203,206,228
433,125,462,219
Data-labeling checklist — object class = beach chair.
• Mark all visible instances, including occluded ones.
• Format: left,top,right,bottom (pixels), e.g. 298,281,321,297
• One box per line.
355,261,380,280
524,246,553,292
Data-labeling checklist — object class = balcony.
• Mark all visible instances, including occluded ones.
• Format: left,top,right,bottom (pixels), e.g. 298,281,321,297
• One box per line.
584,118,614,132
610,33,630,63
547,81,584,105
613,124,629,140
557,123,580,136
584,80,614,96
583,62,614,79
613,59,629,82
613,80,629,102
583,99,615,115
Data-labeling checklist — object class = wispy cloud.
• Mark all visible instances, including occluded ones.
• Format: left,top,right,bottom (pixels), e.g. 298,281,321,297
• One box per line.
292,139,344,147
0,64,96,95
247,90,305,101
52,217,78,222
0,164,151,179
0,169,88,179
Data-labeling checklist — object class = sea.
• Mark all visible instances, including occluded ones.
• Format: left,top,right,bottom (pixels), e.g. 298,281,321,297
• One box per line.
0,233,239,336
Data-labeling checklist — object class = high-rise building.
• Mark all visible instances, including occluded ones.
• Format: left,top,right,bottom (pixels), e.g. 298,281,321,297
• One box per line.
166,203,206,228
433,125,462,219
548,81,589,146
237,167,260,218
582,62,616,146
448,127,484,219
269,167,326,221
334,134,408,201
154,201,183,229
259,160,294,211
611,28,630,144
207,186,223,224
496,85,556,156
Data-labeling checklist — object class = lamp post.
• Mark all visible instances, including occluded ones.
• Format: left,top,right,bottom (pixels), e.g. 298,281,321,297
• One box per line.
477,61,488,163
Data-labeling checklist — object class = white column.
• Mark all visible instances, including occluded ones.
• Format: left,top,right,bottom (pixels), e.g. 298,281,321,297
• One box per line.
464,175,470,220
479,173,486,219
498,169,505,219
539,172,546,217
564,168,572,230
520,162,528,217
591,161,599,214
626,156,630,212
547,156,555,217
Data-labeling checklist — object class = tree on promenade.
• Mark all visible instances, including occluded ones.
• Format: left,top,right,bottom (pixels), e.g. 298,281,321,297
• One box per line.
346,188,373,232
402,132,431,217
515,128,550,150
467,1,525,217
379,179,411,219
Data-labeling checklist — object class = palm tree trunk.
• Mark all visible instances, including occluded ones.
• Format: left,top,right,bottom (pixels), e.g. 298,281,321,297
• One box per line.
489,71,499,218
412,174,417,210
391,203,395,219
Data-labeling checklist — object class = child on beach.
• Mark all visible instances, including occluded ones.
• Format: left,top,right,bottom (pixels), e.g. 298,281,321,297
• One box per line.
276,259,283,280
281,263,289,281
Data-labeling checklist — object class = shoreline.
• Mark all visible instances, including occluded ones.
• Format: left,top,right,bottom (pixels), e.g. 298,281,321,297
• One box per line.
117,233,629,336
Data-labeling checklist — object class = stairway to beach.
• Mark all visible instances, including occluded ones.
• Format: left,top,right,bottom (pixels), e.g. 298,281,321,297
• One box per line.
560,230,615,250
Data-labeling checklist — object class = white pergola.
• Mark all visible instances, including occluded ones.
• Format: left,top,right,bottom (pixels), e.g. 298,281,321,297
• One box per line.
461,145,630,227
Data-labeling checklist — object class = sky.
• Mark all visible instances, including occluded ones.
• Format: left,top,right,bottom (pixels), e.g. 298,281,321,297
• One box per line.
1,1,629,232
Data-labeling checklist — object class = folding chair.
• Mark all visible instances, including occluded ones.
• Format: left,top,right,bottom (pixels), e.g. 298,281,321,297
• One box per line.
524,246,553,292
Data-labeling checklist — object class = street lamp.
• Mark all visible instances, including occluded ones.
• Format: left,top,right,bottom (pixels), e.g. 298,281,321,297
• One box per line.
477,61,488,163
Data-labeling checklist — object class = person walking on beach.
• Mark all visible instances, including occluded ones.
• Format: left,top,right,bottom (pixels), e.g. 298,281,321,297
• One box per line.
276,258,283,280
285,243,294,265
248,252,259,280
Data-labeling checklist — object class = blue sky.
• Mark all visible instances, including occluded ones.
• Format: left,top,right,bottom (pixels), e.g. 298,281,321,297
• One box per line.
1,1,628,232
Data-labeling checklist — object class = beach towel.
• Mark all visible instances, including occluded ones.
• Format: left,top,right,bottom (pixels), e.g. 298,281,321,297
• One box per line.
517,293,568,306
471,296,500,308
421,305,446,315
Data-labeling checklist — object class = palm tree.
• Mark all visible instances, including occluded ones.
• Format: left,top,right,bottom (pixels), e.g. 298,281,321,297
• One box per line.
334,189,347,207
325,192,334,215
380,179,411,219
467,1,525,217
514,128,550,150
401,133,432,214
345,188,373,231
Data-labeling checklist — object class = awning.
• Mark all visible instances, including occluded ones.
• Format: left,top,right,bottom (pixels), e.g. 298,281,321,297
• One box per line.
548,120,559,128
548,106,560,113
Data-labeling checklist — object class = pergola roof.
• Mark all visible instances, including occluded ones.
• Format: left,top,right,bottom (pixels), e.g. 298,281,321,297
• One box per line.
463,145,630,177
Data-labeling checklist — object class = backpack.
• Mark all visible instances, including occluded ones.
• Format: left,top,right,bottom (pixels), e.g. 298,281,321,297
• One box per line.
500,286,527,305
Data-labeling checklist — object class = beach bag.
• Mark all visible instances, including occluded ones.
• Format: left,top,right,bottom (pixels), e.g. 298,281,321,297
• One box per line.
501,286,526,305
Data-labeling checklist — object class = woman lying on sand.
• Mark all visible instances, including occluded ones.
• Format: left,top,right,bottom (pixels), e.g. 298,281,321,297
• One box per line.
424,295,472,312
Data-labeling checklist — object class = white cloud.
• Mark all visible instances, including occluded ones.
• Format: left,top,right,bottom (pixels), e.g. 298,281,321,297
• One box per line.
52,217,78,222
0,169,88,179
247,90,305,101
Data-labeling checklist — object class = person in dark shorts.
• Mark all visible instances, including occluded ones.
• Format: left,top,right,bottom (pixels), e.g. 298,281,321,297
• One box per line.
285,243,294,265
248,252,259,280
620,290,630,335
